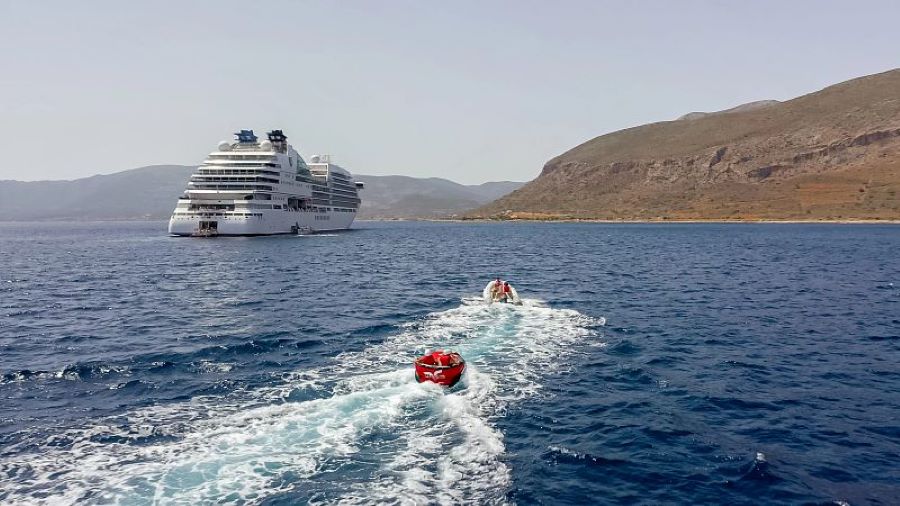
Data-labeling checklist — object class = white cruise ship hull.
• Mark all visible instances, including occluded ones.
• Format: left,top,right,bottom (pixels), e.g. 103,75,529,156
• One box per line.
168,208,356,236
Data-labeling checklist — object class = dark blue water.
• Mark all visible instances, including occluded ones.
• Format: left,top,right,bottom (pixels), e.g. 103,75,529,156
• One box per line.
1,221,898,505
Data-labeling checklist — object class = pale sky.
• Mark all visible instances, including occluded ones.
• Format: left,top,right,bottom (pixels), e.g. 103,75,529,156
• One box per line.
1,1,897,184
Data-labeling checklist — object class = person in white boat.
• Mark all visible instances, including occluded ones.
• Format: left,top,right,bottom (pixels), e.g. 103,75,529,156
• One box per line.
498,281,513,303
489,278,503,300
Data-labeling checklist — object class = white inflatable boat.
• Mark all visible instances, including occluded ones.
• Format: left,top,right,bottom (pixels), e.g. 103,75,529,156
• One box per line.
483,280,522,305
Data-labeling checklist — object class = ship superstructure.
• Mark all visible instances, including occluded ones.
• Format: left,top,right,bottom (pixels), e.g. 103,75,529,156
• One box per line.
168,129,363,236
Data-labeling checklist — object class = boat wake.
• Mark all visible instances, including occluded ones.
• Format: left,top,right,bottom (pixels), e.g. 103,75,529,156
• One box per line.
0,298,603,505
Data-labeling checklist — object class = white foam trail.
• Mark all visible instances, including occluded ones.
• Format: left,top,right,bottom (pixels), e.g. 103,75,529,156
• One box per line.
0,298,602,505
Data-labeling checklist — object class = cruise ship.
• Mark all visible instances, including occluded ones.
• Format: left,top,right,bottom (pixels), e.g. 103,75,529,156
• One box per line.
168,129,363,236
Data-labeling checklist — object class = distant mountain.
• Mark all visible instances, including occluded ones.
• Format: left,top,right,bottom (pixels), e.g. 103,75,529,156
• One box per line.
0,166,523,221
0,165,196,221
472,69,900,221
467,181,526,201
354,175,524,218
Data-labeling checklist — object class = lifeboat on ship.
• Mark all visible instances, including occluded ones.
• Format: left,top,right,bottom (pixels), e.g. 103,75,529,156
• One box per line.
414,350,466,387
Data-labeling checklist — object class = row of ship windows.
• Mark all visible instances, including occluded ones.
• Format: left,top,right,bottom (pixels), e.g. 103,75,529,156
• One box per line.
173,213,263,218
199,169,280,176
180,203,290,211
190,185,274,191
192,177,281,184
202,163,280,170
191,179,279,184
305,173,356,188
311,199,359,207
207,154,278,160
176,205,357,212
181,195,356,205
310,193,359,201
174,209,355,217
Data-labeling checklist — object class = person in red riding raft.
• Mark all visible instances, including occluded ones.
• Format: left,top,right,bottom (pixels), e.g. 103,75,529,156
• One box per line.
415,350,466,386
501,281,512,303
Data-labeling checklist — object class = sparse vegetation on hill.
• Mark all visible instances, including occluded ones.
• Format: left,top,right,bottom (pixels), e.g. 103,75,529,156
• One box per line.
471,69,900,221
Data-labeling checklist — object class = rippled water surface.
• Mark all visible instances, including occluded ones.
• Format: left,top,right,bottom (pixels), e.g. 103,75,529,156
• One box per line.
1,221,898,505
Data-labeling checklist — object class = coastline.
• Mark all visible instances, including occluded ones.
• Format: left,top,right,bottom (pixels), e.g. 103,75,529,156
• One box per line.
1,217,899,225
360,217,900,224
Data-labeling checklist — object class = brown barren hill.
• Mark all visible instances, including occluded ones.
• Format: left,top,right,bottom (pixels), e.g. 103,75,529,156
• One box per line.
471,69,900,221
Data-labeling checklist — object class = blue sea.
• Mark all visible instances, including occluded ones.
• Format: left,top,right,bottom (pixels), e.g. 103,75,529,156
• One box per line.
1,221,898,505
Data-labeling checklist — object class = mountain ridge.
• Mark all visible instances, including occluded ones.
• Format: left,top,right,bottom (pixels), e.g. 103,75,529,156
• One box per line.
472,68,900,221
0,166,523,221
677,100,781,121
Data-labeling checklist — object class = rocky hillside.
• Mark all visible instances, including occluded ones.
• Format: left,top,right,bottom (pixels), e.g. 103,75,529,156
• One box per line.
472,69,900,220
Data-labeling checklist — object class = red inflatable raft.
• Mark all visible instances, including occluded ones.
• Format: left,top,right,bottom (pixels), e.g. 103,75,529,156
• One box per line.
414,350,466,387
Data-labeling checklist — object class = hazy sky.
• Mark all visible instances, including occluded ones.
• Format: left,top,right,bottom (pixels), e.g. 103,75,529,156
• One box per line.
1,1,898,184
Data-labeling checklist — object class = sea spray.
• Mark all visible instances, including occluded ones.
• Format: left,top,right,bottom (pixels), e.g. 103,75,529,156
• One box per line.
0,298,603,505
